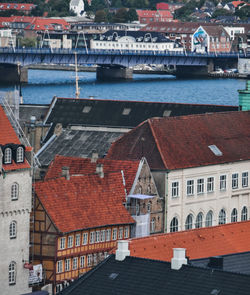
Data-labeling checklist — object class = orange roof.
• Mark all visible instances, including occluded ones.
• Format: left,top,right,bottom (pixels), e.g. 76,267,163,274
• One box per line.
128,221,250,261
45,155,140,193
25,17,70,31
137,9,173,18
0,3,36,11
35,172,135,233
231,1,245,8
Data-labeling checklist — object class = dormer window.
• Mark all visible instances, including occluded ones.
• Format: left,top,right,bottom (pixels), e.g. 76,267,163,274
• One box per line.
4,148,12,164
16,146,24,163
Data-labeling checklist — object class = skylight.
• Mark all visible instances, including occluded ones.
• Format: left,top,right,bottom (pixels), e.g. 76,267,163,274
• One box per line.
82,106,92,113
122,108,131,115
109,273,119,280
208,145,223,156
163,110,172,117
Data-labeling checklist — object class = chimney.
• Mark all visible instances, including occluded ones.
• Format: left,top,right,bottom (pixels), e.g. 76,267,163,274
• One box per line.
171,248,187,270
91,150,98,163
96,163,104,178
115,240,130,261
62,166,70,180
207,256,223,270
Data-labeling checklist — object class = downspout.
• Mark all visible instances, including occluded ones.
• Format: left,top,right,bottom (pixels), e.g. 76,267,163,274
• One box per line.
164,170,169,233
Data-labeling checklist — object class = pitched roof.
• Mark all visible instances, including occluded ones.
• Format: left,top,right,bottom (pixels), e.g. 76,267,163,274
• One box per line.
107,111,250,170
0,3,36,11
231,1,245,8
156,3,169,10
127,221,250,261
25,18,70,31
45,155,140,193
136,9,173,18
35,173,135,233
59,254,250,295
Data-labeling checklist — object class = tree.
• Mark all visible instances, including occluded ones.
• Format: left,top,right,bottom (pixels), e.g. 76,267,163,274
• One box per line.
212,8,233,18
113,7,127,23
235,5,250,20
19,37,37,48
95,9,108,22
126,8,138,22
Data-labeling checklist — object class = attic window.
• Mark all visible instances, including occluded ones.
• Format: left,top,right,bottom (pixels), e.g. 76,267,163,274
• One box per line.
109,273,119,280
211,290,220,295
208,145,222,156
122,108,131,115
163,110,171,117
82,106,92,113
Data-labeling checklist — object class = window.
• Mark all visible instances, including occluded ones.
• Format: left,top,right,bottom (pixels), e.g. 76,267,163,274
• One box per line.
195,212,203,228
80,256,85,268
95,231,100,243
10,221,17,239
83,233,88,245
65,259,70,271
93,253,97,265
4,148,12,164
242,172,248,187
197,179,204,194
16,146,24,163
219,209,226,225
57,260,63,273
9,262,16,285
185,214,193,230
72,257,78,270
112,228,117,240
118,228,123,239
241,206,248,221
231,208,238,222
106,229,111,241
147,185,151,194
101,230,105,242
220,175,227,191
87,254,92,266
205,211,213,227
170,217,178,232
124,226,129,238
147,201,151,213
171,181,179,197
60,237,66,249
11,183,19,201
207,177,214,193
187,180,194,196
150,218,155,233
75,234,80,247
232,173,238,189
68,236,73,248
90,231,95,244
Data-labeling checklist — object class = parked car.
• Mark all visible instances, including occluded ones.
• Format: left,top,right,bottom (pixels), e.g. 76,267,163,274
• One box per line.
224,68,238,73
215,68,224,73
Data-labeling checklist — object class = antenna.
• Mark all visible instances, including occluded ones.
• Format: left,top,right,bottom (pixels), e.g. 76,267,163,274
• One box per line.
75,51,80,99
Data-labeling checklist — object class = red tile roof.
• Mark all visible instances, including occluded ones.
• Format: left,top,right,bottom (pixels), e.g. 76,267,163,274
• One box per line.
35,173,135,233
137,9,173,18
231,1,245,8
25,18,70,31
128,221,250,261
156,3,169,10
0,106,30,171
107,111,250,170
0,3,36,11
45,155,140,193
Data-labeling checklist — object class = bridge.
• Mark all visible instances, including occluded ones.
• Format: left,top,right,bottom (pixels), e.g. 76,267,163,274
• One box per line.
0,47,248,82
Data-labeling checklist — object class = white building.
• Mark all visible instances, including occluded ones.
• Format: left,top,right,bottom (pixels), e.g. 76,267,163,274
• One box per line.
70,0,85,17
0,106,32,295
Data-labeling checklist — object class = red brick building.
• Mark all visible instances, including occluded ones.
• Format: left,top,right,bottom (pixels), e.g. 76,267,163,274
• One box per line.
136,10,173,24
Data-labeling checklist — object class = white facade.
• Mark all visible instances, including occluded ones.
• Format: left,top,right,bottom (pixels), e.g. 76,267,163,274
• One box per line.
70,0,84,17
166,160,250,233
224,26,245,40
238,58,250,75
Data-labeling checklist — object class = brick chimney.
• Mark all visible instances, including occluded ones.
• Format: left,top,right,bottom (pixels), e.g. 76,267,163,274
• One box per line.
62,166,70,180
115,240,130,261
171,248,187,270
96,163,104,178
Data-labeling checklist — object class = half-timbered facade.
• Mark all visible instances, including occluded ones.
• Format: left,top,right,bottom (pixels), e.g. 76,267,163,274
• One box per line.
32,172,135,293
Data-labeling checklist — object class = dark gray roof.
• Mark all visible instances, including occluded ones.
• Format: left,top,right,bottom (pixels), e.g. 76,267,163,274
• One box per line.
37,128,124,167
191,251,250,275
59,255,250,295
19,104,49,129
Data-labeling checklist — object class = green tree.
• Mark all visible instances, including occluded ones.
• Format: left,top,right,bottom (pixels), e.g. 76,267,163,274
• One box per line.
212,8,233,18
19,37,37,48
95,9,108,22
113,7,127,22
126,8,138,22
235,5,250,20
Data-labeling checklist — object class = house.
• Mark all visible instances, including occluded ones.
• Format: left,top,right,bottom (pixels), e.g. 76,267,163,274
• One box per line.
0,106,32,295
58,241,250,295
106,111,250,233
31,171,135,293
45,155,164,236
136,10,173,24
192,25,231,53
69,0,84,17
0,3,36,15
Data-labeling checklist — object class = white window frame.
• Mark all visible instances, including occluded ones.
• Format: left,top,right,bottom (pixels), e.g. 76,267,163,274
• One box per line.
112,228,117,240
9,221,17,239
220,175,227,191
171,181,179,198
80,256,85,268
95,231,100,243
118,227,123,239
241,206,248,221
75,234,80,247
242,172,248,188
16,146,24,163
219,209,226,225
150,218,155,233
72,257,78,270
87,254,92,267
9,262,16,285
93,253,97,265
57,260,63,273
82,233,88,245
68,236,73,248
4,148,12,164
231,208,238,222
124,226,129,238
90,231,95,244
186,180,194,196
170,217,178,232
11,183,19,201
207,177,214,193
232,173,239,189
60,237,66,250
106,229,111,241
205,211,213,227
195,213,203,228
197,178,204,194
65,258,71,271
101,230,105,242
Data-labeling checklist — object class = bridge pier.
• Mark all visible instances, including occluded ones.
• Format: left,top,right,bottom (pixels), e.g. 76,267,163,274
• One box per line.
175,65,212,77
0,64,28,84
96,66,133,81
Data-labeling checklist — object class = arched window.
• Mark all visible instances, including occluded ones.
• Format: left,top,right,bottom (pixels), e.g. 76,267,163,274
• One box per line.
9,262,16,285
205,211,213,227
147,201,152,213
231,208,238,222
195,212,203,228
147,184,151,194
4,148,12,164
170,217,178,232
16,146,24,163
150,218,155,233
185,214,193,230
218,209,226,225
241,206,248,221
10,221,17,239
138,185,142,194
11,183,19,201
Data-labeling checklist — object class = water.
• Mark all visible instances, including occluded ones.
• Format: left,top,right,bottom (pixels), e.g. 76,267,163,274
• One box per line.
0,69,246,105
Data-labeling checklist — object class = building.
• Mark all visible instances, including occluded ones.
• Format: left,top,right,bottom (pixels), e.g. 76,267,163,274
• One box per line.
31,171,135,293
0,106,32,295
58,241,250,295
136,10,173,24
69,0,84,17
0,3,36,15
106,111,250,232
